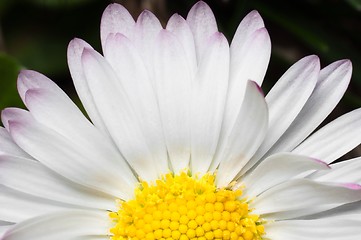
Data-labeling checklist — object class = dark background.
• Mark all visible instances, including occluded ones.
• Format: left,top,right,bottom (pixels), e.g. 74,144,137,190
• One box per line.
0,0,360,158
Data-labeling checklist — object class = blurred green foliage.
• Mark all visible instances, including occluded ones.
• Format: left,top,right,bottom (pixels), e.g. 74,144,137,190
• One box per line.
0,0,360,114
0,53,23,110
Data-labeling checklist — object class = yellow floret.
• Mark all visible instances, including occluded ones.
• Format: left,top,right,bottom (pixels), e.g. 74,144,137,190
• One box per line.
109,171,265,240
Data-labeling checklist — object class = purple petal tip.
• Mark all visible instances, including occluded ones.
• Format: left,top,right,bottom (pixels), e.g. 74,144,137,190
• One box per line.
342,183,361,190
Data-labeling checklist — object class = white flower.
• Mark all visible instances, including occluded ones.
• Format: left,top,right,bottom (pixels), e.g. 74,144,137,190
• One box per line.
1,1,361,240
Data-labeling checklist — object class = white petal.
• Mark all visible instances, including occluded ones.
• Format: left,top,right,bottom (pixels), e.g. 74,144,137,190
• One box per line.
186,1,218,62
81,48,159,181
67,38,107,132
252,179,361,220
18,70,125,171
0,185,75,222
215,81,268,187
133,10,162,81
166,13,197,76
266,218,361,240
0,155,115,210
0,127,32,159
230,11,270,86
104,33,168,175
3,108,136,199
153,30,192,173
0,225,12,238
243,55,320,172
300,199,361,220
218,28,271,169
241,153,330,197
310,157,361,183
191,32,229,175
293,108,361,164
2,210,110,240
100,3,135,50
267,60,352,155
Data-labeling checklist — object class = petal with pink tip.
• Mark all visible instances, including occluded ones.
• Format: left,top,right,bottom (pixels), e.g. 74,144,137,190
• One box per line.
100,3,135,50
67,38,108,132
104,33,168,175
215,81,268,187
293,108,361,164
186,1,218,62
153,30,192,173
191,32,229,175
267,60,352,156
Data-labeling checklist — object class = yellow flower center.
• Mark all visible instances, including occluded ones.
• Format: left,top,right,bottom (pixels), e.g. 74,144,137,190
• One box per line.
109,171,265,240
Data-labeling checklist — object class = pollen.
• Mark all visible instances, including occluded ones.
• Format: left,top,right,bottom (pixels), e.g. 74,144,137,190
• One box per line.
109,171,265,240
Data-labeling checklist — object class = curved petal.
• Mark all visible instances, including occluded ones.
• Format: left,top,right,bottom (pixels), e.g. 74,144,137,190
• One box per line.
81,48,159,181
293,108,361,164
230,11,270,86
186,1,218,62
219,28,271,168
252,179,361,220
133,10,163,81
266,218,361,240
0,127,32,159
240,153,330,197
0,185,75,222
3,108,136,199
310,157,361,183
0,155,115,210
67,38,108,132
2,210,110,240
166,13,197,76
153,30,192,173
18,70,125,171
104,33,168,175
100,3,135,50
267,59,352,155
0,225,12,238
191,32,229,175
243,55,320,172
215,81,268,187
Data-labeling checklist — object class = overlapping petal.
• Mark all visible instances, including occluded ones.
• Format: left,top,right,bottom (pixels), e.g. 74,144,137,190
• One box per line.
0,1,360,239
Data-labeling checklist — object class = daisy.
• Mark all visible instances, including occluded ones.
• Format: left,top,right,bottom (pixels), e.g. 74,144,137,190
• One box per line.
1,1,361,239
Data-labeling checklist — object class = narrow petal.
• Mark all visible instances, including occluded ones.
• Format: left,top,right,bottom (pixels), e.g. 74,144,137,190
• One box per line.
81,48,159,181
104,33,168,175
310,157,361,183
133,10,163,81
0,155,115,210
240,153,330,197
3,108,136,199
0,225,12,238
0,127,32,159
100,3,135,50
252,179,361,220
67,38,108,132
191,32,229,175
230,11,270,86
166,13,197,76
215,81,268,187
243,55,320,172
153,30,192,173
293,108,361,164
18,70,124,169
218,28,271,167
186,1,218,62
266,218,361,240
267,60,352,155
0,185,75,222
2,210,110,240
